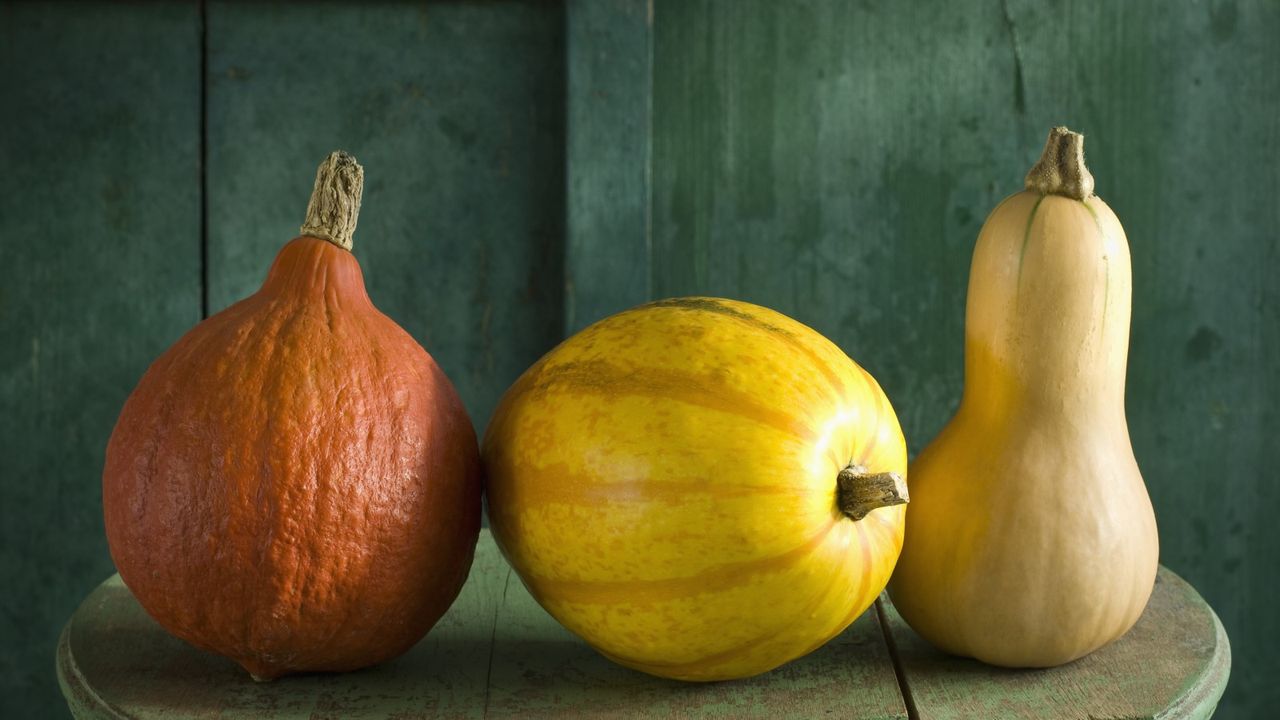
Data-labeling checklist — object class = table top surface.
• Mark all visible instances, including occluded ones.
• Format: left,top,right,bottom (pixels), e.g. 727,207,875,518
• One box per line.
57,530,1230,720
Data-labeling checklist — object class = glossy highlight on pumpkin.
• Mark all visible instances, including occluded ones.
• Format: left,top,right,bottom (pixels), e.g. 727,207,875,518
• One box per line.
482,297,908,681
102,153,481,680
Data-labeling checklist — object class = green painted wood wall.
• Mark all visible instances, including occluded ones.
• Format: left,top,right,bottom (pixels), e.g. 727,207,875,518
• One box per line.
647,4,1278,719
1,0,1275,717
1,1,565,715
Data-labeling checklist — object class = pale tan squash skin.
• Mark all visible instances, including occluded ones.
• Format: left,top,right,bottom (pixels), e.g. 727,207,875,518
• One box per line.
889,132,1159,668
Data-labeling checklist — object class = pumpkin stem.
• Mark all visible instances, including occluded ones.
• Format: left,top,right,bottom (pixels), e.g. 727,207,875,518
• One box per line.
300,150,364,251
836,464,908,521
1024,126,1095,201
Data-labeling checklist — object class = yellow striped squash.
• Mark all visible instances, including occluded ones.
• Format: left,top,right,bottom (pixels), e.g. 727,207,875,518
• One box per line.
482,297,908,681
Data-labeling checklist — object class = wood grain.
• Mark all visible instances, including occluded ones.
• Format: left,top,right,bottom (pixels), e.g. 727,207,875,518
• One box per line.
0,3,201,717
7,2,1274,718
58,530,907,720
564,0,654,333
484,554,907,719
881,567,1230,720
57,532,508,720
57,532,1231,719
649,2,1276,716
204,1,567,433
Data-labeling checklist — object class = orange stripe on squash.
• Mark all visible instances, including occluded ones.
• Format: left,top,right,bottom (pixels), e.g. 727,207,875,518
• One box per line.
524,519,837,606
639,297,851,399
506,475,809,510
483,297,907,681
600,530,858,677
523,359,821,444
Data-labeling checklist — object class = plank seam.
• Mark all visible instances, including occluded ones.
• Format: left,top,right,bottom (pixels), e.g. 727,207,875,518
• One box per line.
999,0,1027,116
643,0,654,303
481,566,513,720
876,597,920,720
198,0,209,319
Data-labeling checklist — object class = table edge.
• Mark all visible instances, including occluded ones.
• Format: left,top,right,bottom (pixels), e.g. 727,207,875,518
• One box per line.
1157,596,1231,720
57,563,1233,720
57,579,133,720
881,565,1233,720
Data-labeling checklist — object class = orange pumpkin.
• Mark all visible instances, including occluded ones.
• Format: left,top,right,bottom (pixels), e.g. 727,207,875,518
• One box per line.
102,152,481,680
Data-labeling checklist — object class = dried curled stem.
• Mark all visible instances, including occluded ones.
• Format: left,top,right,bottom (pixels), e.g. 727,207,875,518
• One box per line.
300,151,363,250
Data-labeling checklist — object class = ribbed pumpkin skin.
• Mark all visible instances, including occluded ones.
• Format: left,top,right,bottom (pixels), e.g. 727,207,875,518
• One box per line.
103,236,481,680
483,297,906,681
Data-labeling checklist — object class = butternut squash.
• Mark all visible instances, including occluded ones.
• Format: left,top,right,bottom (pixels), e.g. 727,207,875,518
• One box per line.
888,127,1159,667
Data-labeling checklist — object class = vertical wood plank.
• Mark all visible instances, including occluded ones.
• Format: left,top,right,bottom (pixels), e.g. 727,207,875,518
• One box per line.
990,5,1279,718
205,1,567,432
649,2,1277,717
0,3,201,717
652,0,1009,449
564,0,653,332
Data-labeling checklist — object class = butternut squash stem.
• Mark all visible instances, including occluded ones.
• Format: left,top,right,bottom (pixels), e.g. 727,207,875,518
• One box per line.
300,150,364,251
836,464,908,521
1024,126,1095,200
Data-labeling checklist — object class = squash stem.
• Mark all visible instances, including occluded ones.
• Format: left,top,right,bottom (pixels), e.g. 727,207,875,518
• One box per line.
1024,126,1095,200
836,464,908,521
300,151,364,251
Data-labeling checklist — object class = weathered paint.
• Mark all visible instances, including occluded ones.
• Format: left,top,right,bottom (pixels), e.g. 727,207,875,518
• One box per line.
3,3,567,716
484,552,907,719
205,0,567,434
564,0,654,333
0,3,201,717
879,568,1231,720
58,530,908,719
649,1,1275,716
58,531,508,719
4,0,1274,717
57,532,1225,719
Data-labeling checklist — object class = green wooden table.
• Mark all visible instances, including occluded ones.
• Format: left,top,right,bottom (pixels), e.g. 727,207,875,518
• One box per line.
57,531,1229,719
